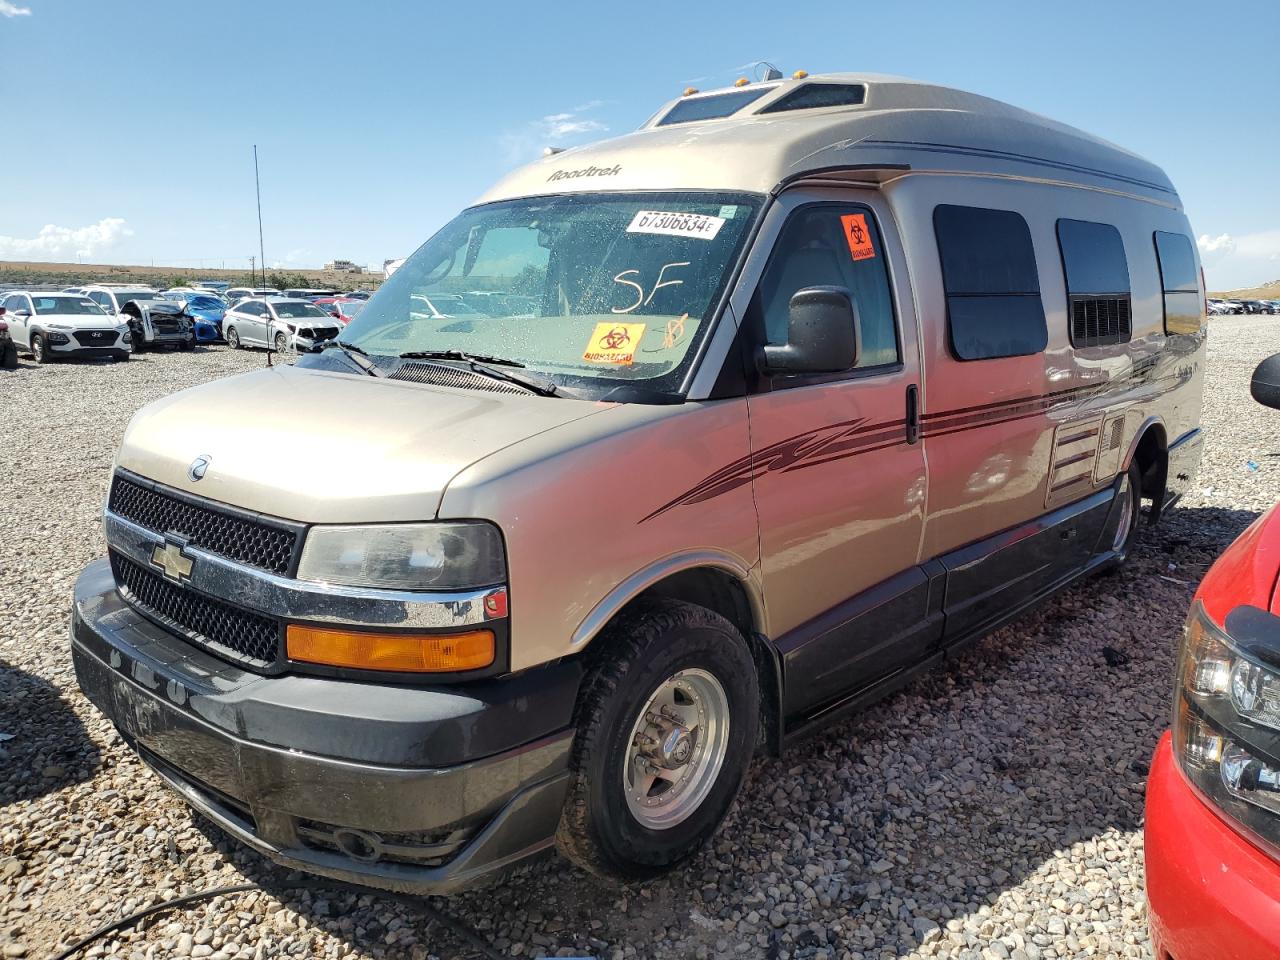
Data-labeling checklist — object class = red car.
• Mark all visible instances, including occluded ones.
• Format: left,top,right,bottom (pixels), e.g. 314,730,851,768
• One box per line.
312,296,365,324
1145,353,1280,959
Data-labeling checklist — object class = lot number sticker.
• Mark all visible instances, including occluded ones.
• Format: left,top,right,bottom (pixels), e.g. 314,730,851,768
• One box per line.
627,210,725,241
840,213,877,261
583,322,647,365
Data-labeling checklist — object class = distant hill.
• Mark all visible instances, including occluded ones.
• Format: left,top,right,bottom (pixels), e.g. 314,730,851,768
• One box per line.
0,260,383,290
1210,279,1280,300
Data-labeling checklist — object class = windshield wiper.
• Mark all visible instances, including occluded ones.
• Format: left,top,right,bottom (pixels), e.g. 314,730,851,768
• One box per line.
320,339,385,377
397,350,558,397
398,349,525,367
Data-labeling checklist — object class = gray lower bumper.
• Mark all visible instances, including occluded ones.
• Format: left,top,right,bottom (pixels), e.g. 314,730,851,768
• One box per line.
70,558,577,894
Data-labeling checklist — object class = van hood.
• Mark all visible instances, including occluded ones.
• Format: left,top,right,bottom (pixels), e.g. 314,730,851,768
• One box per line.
116,365,611,523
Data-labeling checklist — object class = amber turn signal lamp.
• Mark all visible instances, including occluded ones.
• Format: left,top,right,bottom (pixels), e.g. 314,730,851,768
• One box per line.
286,625,495,673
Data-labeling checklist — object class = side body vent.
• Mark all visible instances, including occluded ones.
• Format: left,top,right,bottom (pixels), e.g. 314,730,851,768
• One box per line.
390,361,532,395
1070,296,1131,347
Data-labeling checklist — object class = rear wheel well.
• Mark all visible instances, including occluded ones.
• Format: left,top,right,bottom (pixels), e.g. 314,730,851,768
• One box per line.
1132,424,1169,521
590,568,782,756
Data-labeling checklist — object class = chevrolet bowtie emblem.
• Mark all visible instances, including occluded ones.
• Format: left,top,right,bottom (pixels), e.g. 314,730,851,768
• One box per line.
151,540,194,583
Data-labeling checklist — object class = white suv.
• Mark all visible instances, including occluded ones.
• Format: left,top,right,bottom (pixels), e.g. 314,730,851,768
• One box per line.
0,291,130,363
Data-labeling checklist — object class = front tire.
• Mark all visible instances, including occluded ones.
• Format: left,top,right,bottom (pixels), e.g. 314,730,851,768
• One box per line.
30,333,49,364
274,332,289,354
226,326,241,350
556,599,759,883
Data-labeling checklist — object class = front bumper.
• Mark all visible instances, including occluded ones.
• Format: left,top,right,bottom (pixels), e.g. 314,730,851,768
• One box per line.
70,557,579,894
192,320,222,342
1145,733,1280,959
50,331,129,355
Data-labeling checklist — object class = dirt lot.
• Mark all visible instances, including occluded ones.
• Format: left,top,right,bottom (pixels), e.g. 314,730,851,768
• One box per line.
1,316,1277,959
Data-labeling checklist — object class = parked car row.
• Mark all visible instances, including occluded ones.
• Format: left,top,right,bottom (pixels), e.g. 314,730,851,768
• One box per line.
0,281,378,365
1209,297,1280,315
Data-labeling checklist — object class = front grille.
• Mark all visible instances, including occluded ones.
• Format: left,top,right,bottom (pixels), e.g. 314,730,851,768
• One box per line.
391,361,531,395
73,330,116,346
111,551,280,667
1070,296,1131,347
109,473,300,575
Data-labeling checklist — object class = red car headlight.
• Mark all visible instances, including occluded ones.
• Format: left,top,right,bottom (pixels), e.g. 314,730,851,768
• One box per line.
1173,601,1280,854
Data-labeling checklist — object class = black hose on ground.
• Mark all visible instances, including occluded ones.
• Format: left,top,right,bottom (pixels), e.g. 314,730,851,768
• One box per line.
49,879,512,960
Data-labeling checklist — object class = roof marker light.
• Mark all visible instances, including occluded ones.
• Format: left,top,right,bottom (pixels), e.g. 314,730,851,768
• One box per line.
793,70,809,79
734,77,749,87
683,87,698,96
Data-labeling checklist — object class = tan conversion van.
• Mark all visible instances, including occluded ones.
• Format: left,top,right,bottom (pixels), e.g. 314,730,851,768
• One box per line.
71,73,1205,892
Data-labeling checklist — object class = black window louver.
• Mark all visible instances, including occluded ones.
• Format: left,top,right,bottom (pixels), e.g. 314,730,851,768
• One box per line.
1070,295,1131,348
758,83,866,115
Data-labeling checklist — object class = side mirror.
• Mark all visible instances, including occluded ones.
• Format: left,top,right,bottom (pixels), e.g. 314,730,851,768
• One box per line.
758,286,859,376
13,309,31,318
1251,353,1280,410
260,312,271,319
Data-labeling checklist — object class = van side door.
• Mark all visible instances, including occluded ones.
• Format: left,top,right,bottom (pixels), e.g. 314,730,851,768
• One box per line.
916,200,1117,644
742,190,934,727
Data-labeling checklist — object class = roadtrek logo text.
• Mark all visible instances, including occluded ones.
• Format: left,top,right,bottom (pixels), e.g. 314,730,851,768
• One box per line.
547,164,621,182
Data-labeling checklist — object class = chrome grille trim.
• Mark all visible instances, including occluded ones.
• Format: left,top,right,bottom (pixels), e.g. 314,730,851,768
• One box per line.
104,510,505,630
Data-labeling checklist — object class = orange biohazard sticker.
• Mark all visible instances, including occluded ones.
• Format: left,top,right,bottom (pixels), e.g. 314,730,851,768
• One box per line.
840,213,877,261
583,322,646,365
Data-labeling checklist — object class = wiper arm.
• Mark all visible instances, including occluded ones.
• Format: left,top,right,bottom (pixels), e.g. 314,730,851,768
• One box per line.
397,349,557,397
320,339,385,377
397,349,525,368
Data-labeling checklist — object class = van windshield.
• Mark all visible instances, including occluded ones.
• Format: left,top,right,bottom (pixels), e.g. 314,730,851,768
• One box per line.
337,192,760,394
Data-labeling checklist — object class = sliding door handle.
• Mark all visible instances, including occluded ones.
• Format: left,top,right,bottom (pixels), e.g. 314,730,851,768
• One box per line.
906,384,920,444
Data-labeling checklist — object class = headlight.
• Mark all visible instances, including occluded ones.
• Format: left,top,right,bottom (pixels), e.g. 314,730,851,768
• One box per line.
1173,601,1280,856
46,332,70,344
297,522,506,591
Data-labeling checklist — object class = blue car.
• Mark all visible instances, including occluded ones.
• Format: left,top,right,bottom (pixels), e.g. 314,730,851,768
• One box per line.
162,292,226,342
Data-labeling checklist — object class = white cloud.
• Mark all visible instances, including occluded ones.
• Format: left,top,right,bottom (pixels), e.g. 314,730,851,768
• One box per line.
500,103,609,164
1197,233,1235,256
1198,229,1280,290
0,1,31,16
544,116,606,138
0,218,131,261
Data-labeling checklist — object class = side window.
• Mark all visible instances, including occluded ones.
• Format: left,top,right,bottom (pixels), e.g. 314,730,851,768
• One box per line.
240,299,261,315
934,205,1046,361
1056,219,1131,347
88,291,110,312
1,295,18,311
1154,231,1201,335
757,204,900,370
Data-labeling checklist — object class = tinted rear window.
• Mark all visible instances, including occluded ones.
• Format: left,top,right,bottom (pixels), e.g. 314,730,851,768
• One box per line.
657,88,772,126
1154,231,1198,292
934,204,1047,361
1154,231,1201,335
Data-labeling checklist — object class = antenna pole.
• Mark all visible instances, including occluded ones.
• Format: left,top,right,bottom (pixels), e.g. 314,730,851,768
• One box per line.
255,145,273,368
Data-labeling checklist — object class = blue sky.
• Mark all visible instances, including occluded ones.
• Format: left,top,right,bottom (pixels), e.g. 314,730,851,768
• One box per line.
1,0,1276,289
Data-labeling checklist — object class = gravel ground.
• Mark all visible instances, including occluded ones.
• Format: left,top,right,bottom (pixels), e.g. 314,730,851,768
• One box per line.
2,318,1278,960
